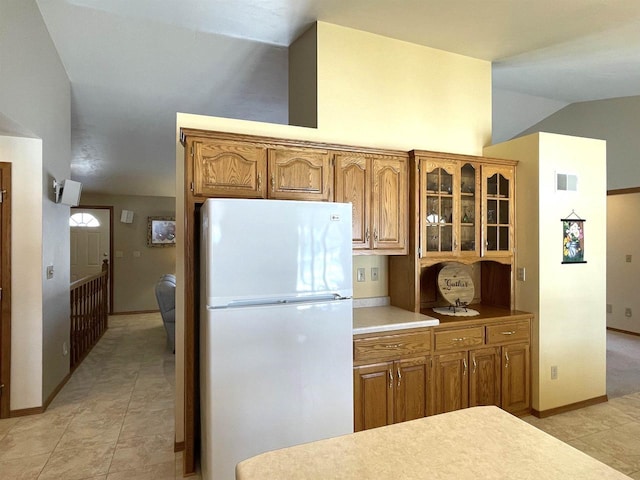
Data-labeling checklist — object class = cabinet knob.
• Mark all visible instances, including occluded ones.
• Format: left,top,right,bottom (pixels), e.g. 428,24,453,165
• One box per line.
505,352,510,368
388,369,393,389
397,367,402,387
365,228,370,242
463,358,468,376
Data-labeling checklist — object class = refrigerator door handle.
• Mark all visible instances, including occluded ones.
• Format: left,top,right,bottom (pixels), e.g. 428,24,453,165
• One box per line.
216,293,351,309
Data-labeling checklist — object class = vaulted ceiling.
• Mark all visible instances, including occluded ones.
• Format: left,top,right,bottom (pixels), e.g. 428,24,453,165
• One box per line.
35,0,640,196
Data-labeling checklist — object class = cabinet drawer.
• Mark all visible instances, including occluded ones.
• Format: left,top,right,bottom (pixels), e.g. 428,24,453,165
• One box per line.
354,332,431,363
486,321,530,345
434,327,484,351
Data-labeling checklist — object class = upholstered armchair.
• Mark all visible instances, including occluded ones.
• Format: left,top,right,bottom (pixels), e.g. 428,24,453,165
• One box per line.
155,273,176,352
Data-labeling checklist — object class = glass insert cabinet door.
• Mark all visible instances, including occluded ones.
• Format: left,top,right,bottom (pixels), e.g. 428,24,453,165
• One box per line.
483,166,514,255
422,162,456,254
459,163,479,254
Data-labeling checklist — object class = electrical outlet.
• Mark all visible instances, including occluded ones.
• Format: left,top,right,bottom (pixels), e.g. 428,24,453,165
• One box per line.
517,267,526,281
625,308,632,318
357,268,365,282
551,365,558,380
371,267,379,281
626,254,633,263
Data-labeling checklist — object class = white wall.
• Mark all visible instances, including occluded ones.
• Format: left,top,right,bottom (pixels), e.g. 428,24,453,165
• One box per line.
0,0,71,407
492,88,567,144
485,132,607,412
519,96,640,191
0,136,44,410
175,23,493,443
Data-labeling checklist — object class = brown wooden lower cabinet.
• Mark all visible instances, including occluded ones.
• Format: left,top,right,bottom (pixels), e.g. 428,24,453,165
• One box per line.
501,342,530,414
354,356,430,431
433,347,501,415
354,315,532,432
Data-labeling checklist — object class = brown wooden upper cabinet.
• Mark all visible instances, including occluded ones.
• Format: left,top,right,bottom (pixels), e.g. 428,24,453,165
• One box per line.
413,152,515,263
481,165,515,258
334,152,408,254
419,156,481,260
192,139,268,198
267,148,333,201
188,136,334,202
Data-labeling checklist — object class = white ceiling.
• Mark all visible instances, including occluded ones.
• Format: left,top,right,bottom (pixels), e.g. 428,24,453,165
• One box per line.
35,0,640,196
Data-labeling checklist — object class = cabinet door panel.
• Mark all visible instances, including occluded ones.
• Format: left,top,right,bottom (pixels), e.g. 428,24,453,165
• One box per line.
335,154,369,249
501,343,530,414
354,362,394,432
434,352,468,415
395,357,429,423
372,157,407,252
268,149,332,201
482,165,515,257
469,347,501,408
420,159,458,257
193,140,267,198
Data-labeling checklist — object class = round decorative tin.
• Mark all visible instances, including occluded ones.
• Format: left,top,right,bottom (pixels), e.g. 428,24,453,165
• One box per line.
437,263,474,306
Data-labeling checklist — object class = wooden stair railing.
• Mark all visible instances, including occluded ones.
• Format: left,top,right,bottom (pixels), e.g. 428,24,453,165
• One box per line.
70,259,109,370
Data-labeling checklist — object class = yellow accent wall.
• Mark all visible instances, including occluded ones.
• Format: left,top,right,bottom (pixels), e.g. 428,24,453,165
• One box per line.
485,132,607,412
175,22,492,443
315,23,491,155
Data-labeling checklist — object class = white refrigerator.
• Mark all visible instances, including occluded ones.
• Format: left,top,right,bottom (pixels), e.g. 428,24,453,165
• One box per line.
200,198,354,480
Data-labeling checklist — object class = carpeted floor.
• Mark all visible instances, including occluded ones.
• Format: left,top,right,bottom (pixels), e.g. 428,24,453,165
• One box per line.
607,329,640,398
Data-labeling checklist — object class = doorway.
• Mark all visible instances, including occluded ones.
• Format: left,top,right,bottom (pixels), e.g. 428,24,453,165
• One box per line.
0,162,11,418
70,206,114,314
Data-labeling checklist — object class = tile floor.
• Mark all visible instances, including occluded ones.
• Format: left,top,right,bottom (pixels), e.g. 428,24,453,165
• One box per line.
1,313,640,479
0,313,199,480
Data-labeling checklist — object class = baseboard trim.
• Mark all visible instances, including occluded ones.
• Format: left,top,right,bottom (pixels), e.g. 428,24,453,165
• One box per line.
175,441,185,452
10,406,44,417
43,371,72,411
607,187,640,196
607,326,640,337
532,395,608,418
111,309,160,316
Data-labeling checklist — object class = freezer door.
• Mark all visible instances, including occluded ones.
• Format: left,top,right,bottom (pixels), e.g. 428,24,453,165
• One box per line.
200,299,353,480
202,198,352,308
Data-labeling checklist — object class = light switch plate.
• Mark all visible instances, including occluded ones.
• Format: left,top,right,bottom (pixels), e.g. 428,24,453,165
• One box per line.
46,265,54,279
371,267,379,281
357,268,365,282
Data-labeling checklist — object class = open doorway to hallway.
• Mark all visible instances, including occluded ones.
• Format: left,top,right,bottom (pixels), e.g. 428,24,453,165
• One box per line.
70,206,114,314
607,329,640,398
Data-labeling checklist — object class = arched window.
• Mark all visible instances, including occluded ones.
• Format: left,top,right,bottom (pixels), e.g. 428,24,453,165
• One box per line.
69,212,100,227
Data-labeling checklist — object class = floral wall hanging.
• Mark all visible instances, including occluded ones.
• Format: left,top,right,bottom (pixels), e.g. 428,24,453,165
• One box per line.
561,211,586,264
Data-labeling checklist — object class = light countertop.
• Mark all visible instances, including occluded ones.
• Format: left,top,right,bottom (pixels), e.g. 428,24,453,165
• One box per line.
236,406,631,480
353,305,439,335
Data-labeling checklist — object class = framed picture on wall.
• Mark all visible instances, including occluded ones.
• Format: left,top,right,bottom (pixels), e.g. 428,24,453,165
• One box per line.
561,215,586,264
147,216,176,247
